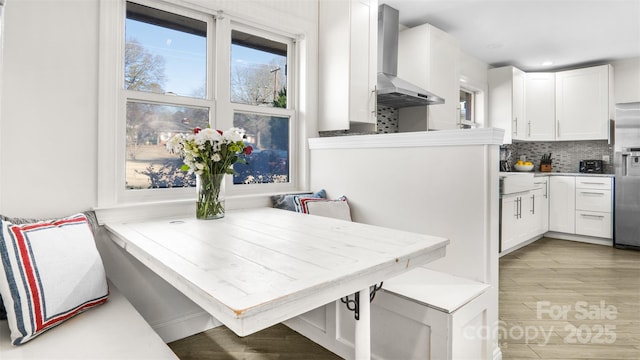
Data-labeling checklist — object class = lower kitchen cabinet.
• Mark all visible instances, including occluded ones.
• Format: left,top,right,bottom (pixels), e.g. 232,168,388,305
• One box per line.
532,178,549,235
574,176,613,238
549,176,576,233
502,175,613,255
500,182,548,253
549,175,613,239
575,211,612,238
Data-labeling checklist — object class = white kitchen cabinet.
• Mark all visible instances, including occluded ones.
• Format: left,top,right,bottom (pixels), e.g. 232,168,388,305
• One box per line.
575,176,612,238
397,22,460,131
549,176,576,233
525,73,556,140
532,177,549,235
488,66,525,144
318,0,377,131
555,64,613,140
500,184,546,253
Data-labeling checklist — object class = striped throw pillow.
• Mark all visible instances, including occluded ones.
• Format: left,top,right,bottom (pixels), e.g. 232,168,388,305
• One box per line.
298,196,352,221
0,213,109,345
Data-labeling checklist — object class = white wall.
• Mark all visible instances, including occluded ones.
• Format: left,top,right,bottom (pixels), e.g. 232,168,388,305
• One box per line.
0,0,99,219
612,57,640,103
308,130,503,360
0,0,318,342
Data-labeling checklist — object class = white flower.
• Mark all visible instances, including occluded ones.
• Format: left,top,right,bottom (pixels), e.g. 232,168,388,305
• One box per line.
223,127,245,142
195,128,222,146
212,153,221,162
166,133,185,154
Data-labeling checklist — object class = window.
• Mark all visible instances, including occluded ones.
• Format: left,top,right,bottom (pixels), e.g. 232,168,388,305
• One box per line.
459,88,475,128
228,28,293,185
124,2,211,191
98,0,299,206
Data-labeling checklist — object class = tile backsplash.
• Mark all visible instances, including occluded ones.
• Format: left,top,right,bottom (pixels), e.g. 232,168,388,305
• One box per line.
503,140,614,174
376,105,399,133
318,105,400,137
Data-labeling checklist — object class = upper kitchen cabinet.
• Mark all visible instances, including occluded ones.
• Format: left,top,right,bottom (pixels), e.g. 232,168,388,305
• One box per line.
318,0,377,131
525,72,556,140
555,64,613,140
397,23,460,130
488,66,525,144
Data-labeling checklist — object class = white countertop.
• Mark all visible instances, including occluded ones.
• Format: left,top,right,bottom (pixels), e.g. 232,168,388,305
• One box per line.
532,172,614,178
309,128,505,150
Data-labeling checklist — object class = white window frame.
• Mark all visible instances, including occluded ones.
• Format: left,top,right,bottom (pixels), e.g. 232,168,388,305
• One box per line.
98,0,302,209
459,75,487,128
217,19,298,195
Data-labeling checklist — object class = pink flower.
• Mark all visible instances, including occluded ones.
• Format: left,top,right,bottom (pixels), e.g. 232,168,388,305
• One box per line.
244,146,253,155
193,127,202,134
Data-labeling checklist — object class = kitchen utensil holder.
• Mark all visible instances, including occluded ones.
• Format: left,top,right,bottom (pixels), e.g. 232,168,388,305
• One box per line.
540,164,552,172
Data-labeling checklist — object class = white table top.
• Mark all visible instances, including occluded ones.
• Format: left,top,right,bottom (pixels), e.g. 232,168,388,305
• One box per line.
105,207,449,336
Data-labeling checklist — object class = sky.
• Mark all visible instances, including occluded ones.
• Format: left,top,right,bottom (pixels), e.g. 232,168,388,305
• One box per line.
125,19,282,99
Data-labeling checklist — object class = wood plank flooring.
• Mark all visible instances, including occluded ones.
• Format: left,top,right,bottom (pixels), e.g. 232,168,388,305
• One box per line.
500,237,640,359
169,237,640,359
168,323,341,360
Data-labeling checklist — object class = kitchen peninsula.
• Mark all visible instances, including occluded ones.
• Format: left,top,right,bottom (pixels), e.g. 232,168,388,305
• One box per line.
303,128,504,359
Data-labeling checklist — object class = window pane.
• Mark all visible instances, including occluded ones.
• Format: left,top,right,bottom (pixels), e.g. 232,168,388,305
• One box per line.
460,90,473,122
231,30,287,107
126,102,209,189
125,2,207,98
233,112,289,184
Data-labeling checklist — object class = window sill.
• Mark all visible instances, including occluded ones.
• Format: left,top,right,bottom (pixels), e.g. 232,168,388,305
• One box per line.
94,193,284,225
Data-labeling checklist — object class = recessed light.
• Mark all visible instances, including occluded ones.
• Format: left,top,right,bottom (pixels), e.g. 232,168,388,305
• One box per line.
542,61,553,66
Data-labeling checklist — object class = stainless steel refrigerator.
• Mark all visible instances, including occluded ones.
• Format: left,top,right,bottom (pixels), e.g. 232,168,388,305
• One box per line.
614,102,640,249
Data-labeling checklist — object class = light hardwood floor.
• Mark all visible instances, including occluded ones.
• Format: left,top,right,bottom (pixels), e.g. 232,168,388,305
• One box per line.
500,237,640,359
169,237,640,359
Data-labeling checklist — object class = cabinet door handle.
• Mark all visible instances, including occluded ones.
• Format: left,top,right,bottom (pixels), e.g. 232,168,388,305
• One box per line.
514,198,519,218
556,121,560,138
580,191,605,196
371,86,377,120
518,197,522,219
513,117,518,136
528,121,531,137
531,194,535,214
580,214,605,219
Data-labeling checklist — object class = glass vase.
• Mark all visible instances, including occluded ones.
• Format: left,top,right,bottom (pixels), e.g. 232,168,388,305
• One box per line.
196,172,225,220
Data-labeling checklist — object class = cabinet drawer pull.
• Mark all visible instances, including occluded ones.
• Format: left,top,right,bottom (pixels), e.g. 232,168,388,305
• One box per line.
580,191,605,196
580,214,605,219
579,181,608,186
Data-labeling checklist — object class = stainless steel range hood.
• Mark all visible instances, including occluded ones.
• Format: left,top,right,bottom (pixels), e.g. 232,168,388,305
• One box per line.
377,4,445,108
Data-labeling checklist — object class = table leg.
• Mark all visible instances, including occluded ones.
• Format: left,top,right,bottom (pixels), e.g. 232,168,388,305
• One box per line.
354,288,371,359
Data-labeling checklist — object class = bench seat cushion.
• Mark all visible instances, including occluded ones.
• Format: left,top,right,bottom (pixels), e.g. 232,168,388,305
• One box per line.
383,268,490,314
0,282,178,359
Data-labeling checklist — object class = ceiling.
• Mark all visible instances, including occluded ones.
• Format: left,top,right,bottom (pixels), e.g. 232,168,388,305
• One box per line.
379,0,640,72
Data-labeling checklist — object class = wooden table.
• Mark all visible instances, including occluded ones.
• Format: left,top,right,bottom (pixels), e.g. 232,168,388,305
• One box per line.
105,207,449,359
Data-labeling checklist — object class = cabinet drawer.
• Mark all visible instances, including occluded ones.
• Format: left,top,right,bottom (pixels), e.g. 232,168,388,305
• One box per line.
575,176,612,190
575,211,612,239
575,189,611,212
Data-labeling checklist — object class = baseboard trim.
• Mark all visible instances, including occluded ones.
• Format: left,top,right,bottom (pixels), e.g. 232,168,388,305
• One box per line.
545,232,612,247
493,346,503,360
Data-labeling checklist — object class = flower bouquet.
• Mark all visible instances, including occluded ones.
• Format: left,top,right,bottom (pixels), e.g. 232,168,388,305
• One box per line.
166,127,253,219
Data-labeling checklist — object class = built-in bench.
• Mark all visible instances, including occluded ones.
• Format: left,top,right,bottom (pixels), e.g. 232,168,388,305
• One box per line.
379,267,491,359
0,282,178,359
286,265,491,360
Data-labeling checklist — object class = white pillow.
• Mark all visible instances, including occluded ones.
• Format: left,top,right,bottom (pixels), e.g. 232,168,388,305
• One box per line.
0,213,109,345
298,196,352,221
